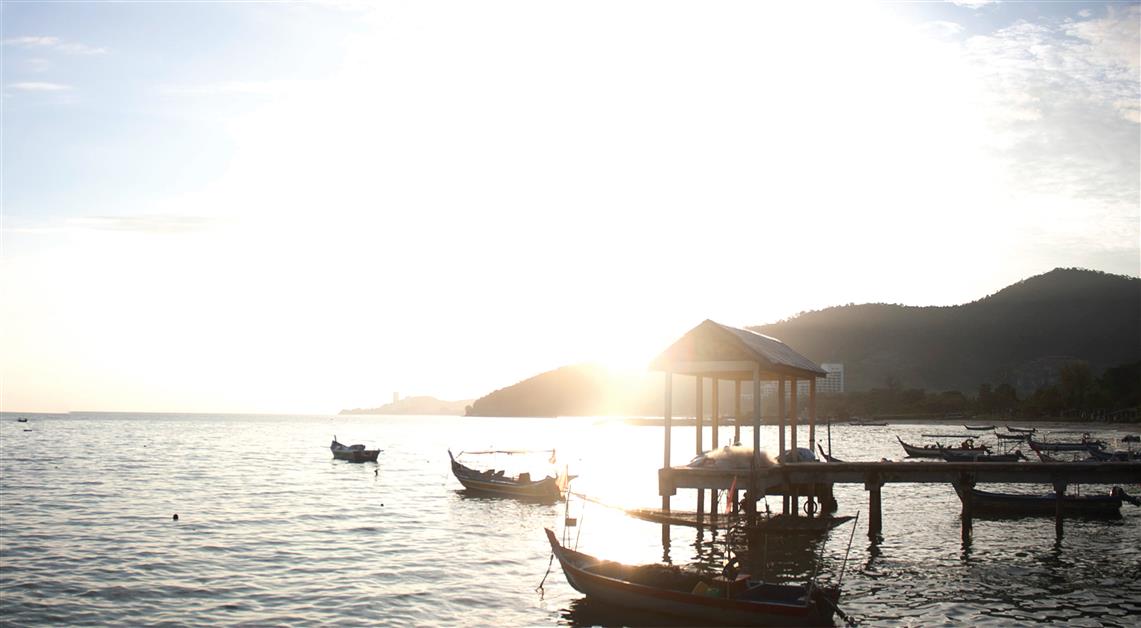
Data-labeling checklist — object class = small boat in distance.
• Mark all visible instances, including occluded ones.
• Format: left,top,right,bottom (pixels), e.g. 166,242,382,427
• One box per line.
544,528,843,626
448,450,565,501
1005,424,1037,433
953,485,1140,518
16,417,28,423
849,418,887,426
330,437,381,463
995,432,1029,441
964,424,996,431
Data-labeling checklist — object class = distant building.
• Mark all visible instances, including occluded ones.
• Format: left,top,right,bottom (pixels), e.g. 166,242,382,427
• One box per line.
818,363,845,394
763,363,845,401
392,392,400,404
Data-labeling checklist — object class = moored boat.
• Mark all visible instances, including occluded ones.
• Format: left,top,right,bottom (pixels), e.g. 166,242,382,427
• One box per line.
544,528,842,626
896,435,989,459
448,450,564,500
1027,434,1106,452
941,450,1025,462
330,437,381,462
817,444,845,463
953,485,1140,518
1005,424,1037,433
964,424,996,431
995,432,1029,441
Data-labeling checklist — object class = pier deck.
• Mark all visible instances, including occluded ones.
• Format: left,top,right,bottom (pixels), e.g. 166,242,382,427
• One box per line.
660,461,1141,540
660,461,1141,492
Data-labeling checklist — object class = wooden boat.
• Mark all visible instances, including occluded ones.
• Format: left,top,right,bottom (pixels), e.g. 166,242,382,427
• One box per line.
941,450,1025,462
1027,435,1106,452
848,419,887,426
964,424,996,431
953,485,1140,517
896,435,988,459
1086,448,1141,462
330,438,380,462
544,528,842,626
995,432,1029,441
447,450,563,500
625,508,854,535
16,417,28,423
817,444,844,463
1005,424,1037,433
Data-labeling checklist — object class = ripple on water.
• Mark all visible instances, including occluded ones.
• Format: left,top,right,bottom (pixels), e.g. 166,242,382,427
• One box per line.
2,415,1139,626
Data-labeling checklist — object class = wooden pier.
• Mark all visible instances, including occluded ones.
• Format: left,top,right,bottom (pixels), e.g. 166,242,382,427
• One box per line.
660,461,1141,539
648,321,1141,542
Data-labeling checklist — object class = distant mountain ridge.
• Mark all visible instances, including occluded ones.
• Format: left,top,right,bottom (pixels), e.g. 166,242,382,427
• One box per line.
465,268,1140,417
341,396,472,416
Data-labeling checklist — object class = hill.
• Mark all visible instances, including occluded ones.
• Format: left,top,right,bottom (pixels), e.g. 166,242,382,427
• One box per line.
465,268,1140,417
753,268,1140,393
340,395,472,416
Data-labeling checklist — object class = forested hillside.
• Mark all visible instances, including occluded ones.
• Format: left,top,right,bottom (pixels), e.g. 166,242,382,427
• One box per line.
465,268,1140,417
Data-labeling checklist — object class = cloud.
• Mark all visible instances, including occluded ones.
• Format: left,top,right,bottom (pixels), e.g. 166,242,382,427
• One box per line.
72,215,217,235
2,35,107,55
159,80,299,97
958,7,1139,246
8,82,72,92
948,0,999,7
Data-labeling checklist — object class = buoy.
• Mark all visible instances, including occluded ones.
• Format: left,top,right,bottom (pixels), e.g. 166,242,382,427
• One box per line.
172,514,179,521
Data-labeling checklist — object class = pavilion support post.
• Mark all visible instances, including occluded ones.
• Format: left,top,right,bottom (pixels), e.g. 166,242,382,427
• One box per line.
666,372,670,513
778,377,788,514
734,380,742,444
866,473,883,541
748,366,761,528
662,372,673,513
710,378,720,521
790,377,798,517
712,378,720,450
809,378,817,455
695,376,704,522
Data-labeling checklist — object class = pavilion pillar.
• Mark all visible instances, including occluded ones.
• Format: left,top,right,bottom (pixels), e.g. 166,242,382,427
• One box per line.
748,365,761,527
778,376,788,514
809,378,817,455
734,380,742,444
710,378,720,519
663,372,673,512
695,376,704,520
790,377,798,516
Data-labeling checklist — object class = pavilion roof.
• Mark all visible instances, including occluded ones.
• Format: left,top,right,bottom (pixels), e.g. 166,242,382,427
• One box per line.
650,319,827,380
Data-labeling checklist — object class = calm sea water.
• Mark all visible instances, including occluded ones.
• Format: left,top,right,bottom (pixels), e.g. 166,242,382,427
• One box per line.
1,413,1139,626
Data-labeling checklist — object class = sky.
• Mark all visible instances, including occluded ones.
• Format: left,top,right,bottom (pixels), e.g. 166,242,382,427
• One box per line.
2,1,1138,414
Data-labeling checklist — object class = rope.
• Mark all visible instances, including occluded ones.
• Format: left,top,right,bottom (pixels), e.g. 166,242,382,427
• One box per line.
535,552,554,596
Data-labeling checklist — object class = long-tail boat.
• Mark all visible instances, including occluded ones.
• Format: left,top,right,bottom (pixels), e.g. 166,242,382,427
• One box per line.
896,435,988,459
1005,424,1037,433
817,444,845,463
544,528,843,626
1027,434,1106,452
940,449,1025,462
330,437,381,462
953,485,1140,518
964,424,996,431
447,450,564,500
